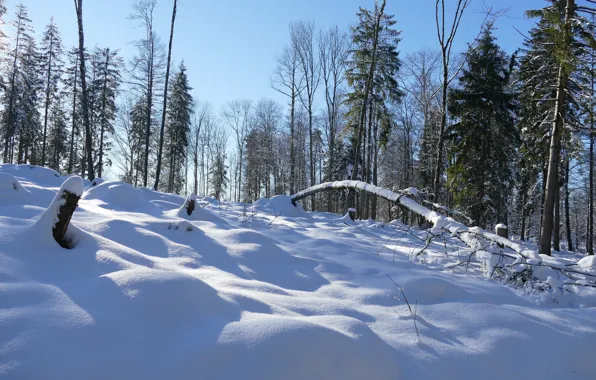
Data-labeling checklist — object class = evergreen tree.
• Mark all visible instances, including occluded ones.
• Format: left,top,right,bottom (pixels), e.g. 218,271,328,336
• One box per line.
89,47,122,178
345,0,402,215
209,153,228,200
164,62,192,194
15,37,43,165
46,100,68,172
64,47,81,174
2,3,34,163
39,18,64,166
446,25,517,227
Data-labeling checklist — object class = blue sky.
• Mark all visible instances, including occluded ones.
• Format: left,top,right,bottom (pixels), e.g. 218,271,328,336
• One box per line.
5,0,549,113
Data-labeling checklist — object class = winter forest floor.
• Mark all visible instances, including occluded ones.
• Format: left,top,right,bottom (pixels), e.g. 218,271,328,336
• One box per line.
0,164,595,380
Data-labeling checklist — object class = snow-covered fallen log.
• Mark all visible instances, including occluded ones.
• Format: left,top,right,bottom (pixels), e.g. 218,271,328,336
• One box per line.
291,181,540,261
292,181,596,291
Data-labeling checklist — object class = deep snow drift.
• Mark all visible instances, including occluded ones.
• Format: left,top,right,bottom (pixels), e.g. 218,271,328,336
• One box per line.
0,163,595,380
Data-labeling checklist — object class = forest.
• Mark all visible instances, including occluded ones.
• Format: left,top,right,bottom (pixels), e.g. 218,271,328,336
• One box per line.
0,0,596,257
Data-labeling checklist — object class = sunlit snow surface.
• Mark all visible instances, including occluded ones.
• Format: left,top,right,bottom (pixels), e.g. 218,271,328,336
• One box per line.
0,164,595,380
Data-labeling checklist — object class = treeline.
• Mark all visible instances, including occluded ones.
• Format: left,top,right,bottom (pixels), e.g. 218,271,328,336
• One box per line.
1,0,596,256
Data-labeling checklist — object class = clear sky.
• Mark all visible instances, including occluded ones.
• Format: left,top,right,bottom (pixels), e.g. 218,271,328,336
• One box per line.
4,0,551,113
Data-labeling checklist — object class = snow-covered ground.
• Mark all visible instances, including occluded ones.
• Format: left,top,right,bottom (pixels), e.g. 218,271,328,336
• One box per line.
1,164,595,379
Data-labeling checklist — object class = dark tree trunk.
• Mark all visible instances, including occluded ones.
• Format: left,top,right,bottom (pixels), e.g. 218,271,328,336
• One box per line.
42,32,55,166
539,0,573,256
98,48,110,178
53,189,80,248
74,0,95,181
153,0,177,191
346,0,386,213
68,53,78,174
565,157,573,251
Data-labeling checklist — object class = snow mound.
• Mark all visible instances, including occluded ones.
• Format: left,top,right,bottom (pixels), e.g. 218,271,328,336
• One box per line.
0,173,33,206
89,177,105,187
83,181,159,213
212,314,399,380
210,228,327,291
0,164,62,186
251,195,311,218
578,256,596,273
165,193,229,226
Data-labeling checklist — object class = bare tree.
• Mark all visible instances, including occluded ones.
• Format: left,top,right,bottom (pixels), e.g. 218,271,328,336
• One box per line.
74,0,95,180
319,25,350,211
113,95,136,183
292,20,320,209
190,101,211,195
154,0,178,191
221,99,252,201
271,43,305,194
128,0,164,187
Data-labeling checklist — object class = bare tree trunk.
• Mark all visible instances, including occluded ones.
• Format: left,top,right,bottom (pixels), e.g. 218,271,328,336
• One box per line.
539,0,573,256
554,182,561,251
3,13,22,164
98,48,110,178
347,0,386,213
153,0,177,191
41,31,55,166
74,0,95,181
68,53,79,174
565,157,573,251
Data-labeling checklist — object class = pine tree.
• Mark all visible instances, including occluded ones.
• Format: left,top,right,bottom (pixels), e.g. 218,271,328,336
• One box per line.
89,47,122,178
2,3,34,163
64,47,81,174
39,18,64,166
164,62,193,194
15,37,43,165
446,25,517,227
46,100,68,172
345,0,402,214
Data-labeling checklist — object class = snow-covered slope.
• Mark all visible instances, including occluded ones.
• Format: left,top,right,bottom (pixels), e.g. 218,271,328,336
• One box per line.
0,164,595,379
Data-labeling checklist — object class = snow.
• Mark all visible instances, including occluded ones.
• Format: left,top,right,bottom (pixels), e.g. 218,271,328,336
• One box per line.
0,169,595,379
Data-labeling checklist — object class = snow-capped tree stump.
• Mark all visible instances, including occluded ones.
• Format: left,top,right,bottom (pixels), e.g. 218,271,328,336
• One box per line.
53,189,81,248
184,193,197,216
348,208,357,221
495,224,508,248
33,176,84,249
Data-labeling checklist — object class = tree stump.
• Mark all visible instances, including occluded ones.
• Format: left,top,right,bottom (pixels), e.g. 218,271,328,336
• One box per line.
495,224,508,248
53,190,81,248
348,208,357,221
185,194,196,216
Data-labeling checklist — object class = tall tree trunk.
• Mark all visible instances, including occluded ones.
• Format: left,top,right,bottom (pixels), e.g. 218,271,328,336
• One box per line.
98,48,110,178
153,0,177,191
74,0,95,181
432,65,449,201
68,54,79,174
3,19,21,164
193,130,199,195
565,157,573,251
554,182,561,251
539,0,573,256
41,32,54,166
589,37,595,255
346,0,386,213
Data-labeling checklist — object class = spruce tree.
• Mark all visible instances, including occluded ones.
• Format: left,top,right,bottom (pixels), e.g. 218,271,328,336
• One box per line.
164,63,193,194
47,100,68,172
39,18,64,166
446,25,517,227
2,3,34,163
90,47,122,178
